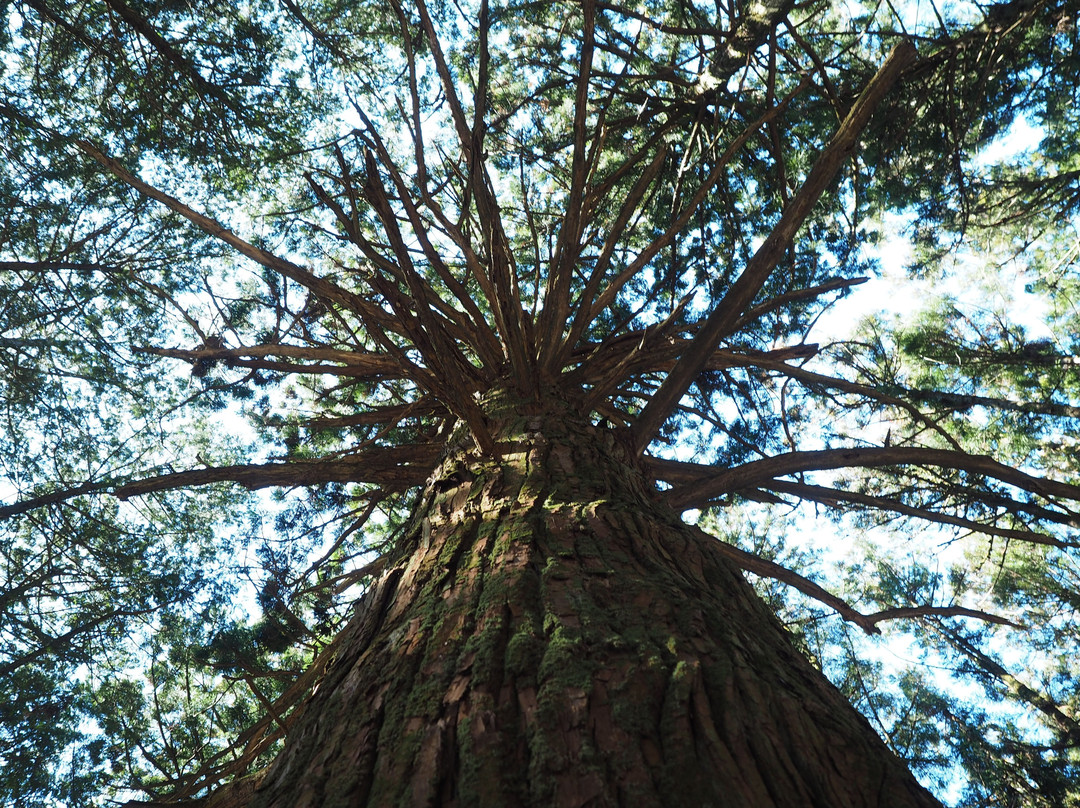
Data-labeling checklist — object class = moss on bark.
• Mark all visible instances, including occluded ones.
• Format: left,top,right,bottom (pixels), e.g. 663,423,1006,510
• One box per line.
208,392,942,808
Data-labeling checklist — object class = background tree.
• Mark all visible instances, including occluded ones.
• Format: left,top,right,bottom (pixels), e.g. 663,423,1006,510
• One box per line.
1,0,1079,805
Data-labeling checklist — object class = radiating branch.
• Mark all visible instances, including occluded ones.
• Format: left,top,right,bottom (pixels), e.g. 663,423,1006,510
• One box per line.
78,134,492,452
557,144,670,371
734,276,869,332
354,148,488,390
138,345,406,380
579,80,811,345
538,0,597,373
663,445,1080,512
352,122,505,369
761,478,1076,549
698,528,1024,635
74,141,401,336
631,42,919,454
0,448,439,520
412,0,534,385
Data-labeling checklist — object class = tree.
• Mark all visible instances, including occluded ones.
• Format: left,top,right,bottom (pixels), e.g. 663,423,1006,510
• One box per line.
2,0,1079,804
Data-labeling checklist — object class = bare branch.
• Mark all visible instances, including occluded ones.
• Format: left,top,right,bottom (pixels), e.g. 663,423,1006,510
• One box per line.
869,606,1024,629
538,0,597,372
89,139,491,449
761,478,1076,549
351,126,503,368
631,42,919,454
111,454,435,498
74,141,402,336
697,529,1023,635
664,446,1080,511
581,293,694,410
557,144,670,371
411,0,534,385
0,448,439,520
582,79,811,340
571,335,819,392
306,399,447,431
734,276,870,331
355,148,488,390
411,0,473,155
695,527,882,634
138,345,405,380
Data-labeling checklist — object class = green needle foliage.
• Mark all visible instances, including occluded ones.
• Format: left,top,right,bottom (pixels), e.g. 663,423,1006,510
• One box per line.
1,0,1079,805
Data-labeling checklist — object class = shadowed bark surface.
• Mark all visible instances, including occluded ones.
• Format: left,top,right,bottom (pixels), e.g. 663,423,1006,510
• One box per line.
209,392,940,808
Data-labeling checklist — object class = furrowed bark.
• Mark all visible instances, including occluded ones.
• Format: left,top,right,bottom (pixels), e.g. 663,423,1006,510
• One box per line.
204,393,941,808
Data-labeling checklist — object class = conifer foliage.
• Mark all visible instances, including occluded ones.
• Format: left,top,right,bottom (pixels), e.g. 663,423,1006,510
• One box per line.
2,0,1079,804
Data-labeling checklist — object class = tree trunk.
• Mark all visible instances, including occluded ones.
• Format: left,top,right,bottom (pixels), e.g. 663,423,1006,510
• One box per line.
210,391,942,808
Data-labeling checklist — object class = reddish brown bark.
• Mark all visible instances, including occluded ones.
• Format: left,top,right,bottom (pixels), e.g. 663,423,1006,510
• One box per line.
207,394,941,808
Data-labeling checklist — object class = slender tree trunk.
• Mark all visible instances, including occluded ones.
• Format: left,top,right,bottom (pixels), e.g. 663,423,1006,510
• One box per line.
210,392,942,808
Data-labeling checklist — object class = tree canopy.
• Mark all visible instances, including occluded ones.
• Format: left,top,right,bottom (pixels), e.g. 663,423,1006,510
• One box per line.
2,0,1079,804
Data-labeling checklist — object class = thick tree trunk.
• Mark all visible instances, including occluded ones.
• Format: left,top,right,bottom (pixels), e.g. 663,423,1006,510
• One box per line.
210,392,942,808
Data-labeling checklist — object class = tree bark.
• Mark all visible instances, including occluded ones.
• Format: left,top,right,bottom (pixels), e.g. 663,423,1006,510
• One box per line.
208,392,941,808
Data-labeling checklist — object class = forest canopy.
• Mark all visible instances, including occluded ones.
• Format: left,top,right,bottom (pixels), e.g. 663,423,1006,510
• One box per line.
2,0,1080,805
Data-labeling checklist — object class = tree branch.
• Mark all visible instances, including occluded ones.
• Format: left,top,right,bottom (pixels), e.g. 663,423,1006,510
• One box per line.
761,478,1076,549
74,141,401,336
99,0,242,113
931,620,1080,743
696,526,882,633
352,123,505,370
138,345,405,380
538,0,597,372
732,354,965,451
580,79,810,342
353,147,489,392
411,0,534,385
0,448,439,520
631,41,919,454
0,602,169,677
664,446,1080,511
734,276,870,332
697,529,1023,635
113,451,438,500
306,399,447,431
905,388,1080,420
870,605,1023,629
